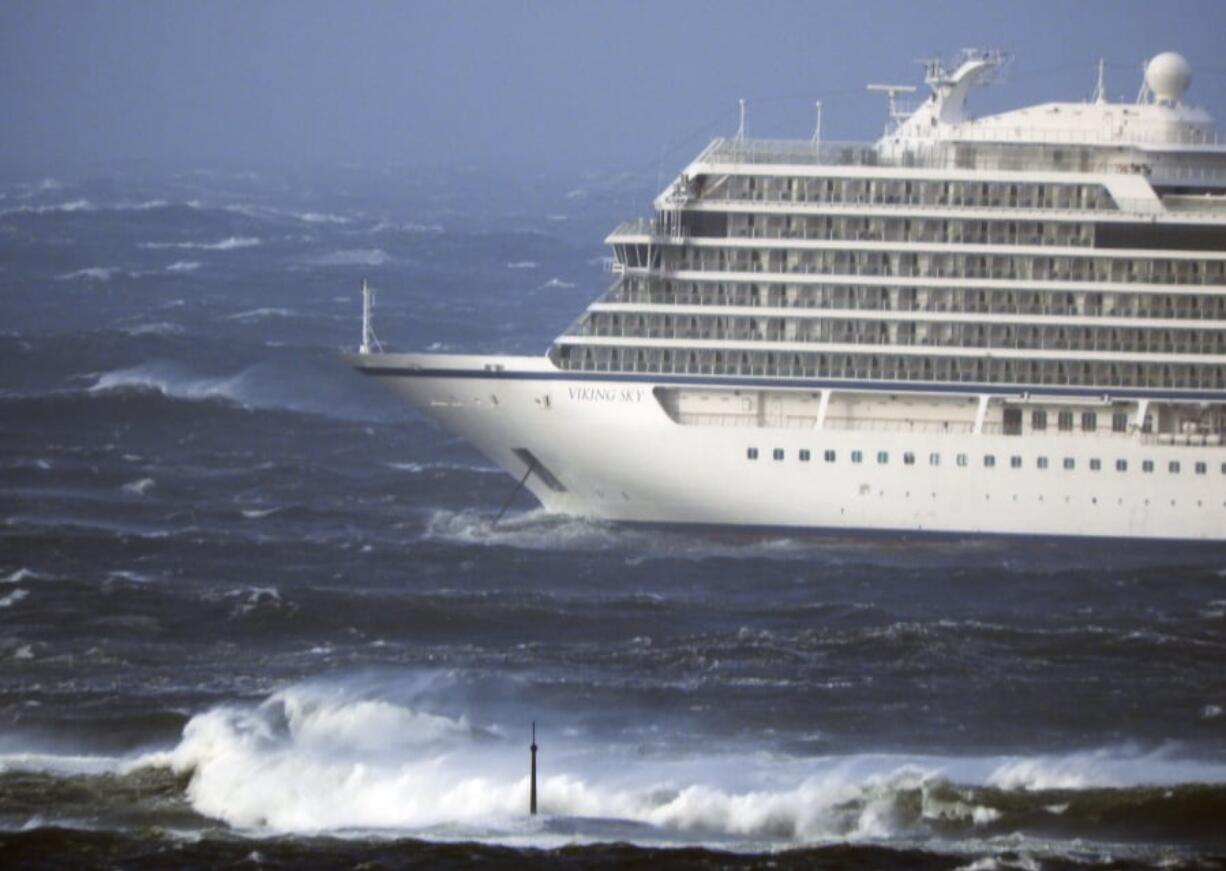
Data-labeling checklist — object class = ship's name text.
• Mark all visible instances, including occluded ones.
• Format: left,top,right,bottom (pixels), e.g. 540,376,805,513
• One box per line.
568,387,643,403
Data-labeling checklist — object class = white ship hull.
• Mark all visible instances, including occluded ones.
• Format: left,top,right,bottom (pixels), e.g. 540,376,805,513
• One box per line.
348,352,1226,542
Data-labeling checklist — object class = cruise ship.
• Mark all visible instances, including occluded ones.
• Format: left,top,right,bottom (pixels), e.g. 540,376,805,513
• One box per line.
347,51,1226,541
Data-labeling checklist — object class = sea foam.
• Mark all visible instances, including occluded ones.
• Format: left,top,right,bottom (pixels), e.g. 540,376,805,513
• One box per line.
128,676,1226,842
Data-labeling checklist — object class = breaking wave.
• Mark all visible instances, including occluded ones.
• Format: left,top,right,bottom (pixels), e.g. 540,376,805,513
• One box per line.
90,363,254,406
112,677,1226,847
83,360,398,422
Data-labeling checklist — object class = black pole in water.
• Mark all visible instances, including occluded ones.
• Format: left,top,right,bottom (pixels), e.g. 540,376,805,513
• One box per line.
530,721,538,816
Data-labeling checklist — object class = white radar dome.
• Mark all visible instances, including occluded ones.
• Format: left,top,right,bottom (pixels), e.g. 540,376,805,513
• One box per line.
1145,51,1191,103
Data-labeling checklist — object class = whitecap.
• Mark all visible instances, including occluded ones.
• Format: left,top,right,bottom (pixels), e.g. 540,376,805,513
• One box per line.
297,211,352,224
0,589,29,608
312,249,390,267
56,266,120,282
140,236,261,251
224,307,295,321
240,507,281,519
165,260,202,273
0,198,94,217
0,751,127,777
505,261,538,269
121,321,183,336
122,477,156,496
3,568,47,584
90,363,248,405
539,278,576,289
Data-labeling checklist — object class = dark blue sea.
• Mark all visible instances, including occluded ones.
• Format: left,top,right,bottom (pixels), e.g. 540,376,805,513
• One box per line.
2,165,1225,870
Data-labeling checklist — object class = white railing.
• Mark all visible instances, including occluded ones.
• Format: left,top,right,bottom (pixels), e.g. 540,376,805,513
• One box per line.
697,137,1226,182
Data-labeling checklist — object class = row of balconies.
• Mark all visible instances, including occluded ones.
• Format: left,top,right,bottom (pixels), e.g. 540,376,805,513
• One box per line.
609,294,1226,321
550,352,1226,391
570,322,1226,356
654,256,1225,286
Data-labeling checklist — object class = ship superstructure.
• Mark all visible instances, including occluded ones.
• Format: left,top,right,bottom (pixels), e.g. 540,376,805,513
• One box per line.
349,51,1226,540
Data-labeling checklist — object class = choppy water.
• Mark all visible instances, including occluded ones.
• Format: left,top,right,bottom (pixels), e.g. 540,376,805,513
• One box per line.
2,167,1225,869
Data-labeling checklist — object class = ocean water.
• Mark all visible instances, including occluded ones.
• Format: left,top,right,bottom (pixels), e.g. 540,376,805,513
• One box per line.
1,166,1225,869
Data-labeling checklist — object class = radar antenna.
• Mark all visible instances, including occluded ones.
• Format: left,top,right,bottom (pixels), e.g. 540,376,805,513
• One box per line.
866,84,918,135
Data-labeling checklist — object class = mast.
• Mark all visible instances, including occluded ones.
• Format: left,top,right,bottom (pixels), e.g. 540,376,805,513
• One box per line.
360,279,381,354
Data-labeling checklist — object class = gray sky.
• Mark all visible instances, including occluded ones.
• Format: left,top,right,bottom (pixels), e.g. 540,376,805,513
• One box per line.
3,0,1225,174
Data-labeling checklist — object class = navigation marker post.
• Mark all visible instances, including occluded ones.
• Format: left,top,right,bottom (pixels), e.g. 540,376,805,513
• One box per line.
530,721,538,815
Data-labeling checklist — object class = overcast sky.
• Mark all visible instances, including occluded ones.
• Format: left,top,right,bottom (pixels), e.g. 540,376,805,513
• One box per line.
3,0,1224,174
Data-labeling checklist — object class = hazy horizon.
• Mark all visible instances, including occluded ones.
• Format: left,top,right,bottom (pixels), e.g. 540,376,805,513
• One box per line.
3,0,1226,178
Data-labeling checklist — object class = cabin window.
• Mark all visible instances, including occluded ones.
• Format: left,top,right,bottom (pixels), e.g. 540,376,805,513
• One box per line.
773,448,785,461
825,450,837,462
1169,461,1181,473
1089,459,1101,471
1143,460,1154,473
984,455,996,468
1058,411,1074,431
799,449,811,462
877,451,889,464
903,452,915,465
1116,459,1128,472
1037,456,1049,469
1031,410,1047,431
852,450,863,464
1196,461,1207,475
956,453,968,467
747,448,759,460
929,453,940,466
1081,412,1097,432
1063,458,1076,470
1112,412,1128,433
